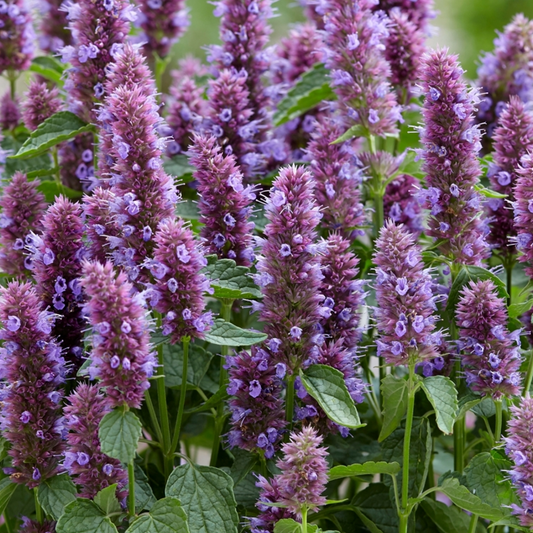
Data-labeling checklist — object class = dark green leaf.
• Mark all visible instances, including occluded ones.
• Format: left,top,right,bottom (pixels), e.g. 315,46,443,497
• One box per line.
329,461,400,481
163,342,213,388
135,462,157,512
352,508,385,533
164,155,194,182
456,392,482,419
420,376,458,434
126,497,189,533
203,319,267,347
353,484,398,533
99,409,142,464
56,499,118,533
471,397,496,418
203,257,262,300
228,449,258,487
419,498,469,533
186,385,228,414
94,485,121,516
37,181,83,203
1,135,52,178
37,473,77,520
299,364,364,429
0,478,17,517
379,375,408,441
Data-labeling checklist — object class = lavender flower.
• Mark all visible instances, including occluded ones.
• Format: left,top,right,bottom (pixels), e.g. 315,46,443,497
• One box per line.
0,0,35,75
0,282,65,487
512,154,533,278
80,260,156,409
418,49,489,265
21,81,62,131
456,279,522,399
319,0,401,136
64,384,128,501
505,396,533,528
188,134,255,266
148,218,212,343
58,134,94,192
373,0,435,34
384,174,423,235
226,346,286,458
373,221,443,367
20,518,56,533
0,171,46,278
250,476,294,533
0,92,20,130
488,96,533,260
28,197,86,366
37,0,72,52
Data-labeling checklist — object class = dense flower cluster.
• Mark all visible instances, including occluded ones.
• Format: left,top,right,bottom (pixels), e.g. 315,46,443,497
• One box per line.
384,174,423,235
37,0,71,52
20,518,56,533
374,0,435,34
0,0,35,74
513,154,533,277
21,81,62,131
0,92,20,130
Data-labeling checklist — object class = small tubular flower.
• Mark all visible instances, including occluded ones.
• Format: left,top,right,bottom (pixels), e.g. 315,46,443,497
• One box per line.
456,279,521,399
513,154,533,277
373,221,444,367
80,260,156,409
64,384,128,501
384,174,423,235
21,81,63,131
0,171,46,278
188,134,255,266
0,282,65,487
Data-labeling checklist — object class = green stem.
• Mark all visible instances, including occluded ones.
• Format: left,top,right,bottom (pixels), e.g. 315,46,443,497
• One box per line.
156,342,172,478
495,399,503,443
454,416,465,474
301,507,308,533
523,350,533,396
128,462,135,519
144,388,163,445
170,337,190,455
34,488,43,524
468,514,478,533
506,262,513,307
399,514,408,533
9,75,16,101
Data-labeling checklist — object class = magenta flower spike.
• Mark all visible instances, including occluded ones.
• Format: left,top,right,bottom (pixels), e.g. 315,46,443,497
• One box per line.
0,92,20,130
21,81,62,131
80,260,156,409
37,0,72,52
20,518,56,533
64,384,128,501
418,49,489,265
0,282,65,488
0,171,46,278
384,174,423,235
513,153,533,276
373,221,444,367
251,476,294,533
374,0,435,34
57,134,95,192
456,279,522,399
188,134,256,266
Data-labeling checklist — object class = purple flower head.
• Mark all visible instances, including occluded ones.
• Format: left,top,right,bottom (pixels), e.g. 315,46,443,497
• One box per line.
384,174,423,235
81,260,155,409
456,279,521,399
21,81,63,131
38,0,72,53
419,49,489,265
513,158,533,280
252,475,294,533
373,0,435,35
0,92,20,131
0,282,65,487
19,518,57,533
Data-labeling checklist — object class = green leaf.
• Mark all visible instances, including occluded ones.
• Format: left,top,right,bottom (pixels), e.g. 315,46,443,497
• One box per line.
274,519,318,533
10,112,96,160
166,463,239,533
228,449,258,487
99,409,142,464
1,135,52,178
203,319,267,347
508,299,533,318
332,124,366,144
164,155,194,182
299,364,364,429
37,473,77,520
163,342,213,388
203,257,262,300
419,498,469,533
474,184,507,199
353,484,398,533
420,376,458,434
471,397,496,418
37,181,83,203
328,461,401,481
30,56,65,85
273,63,335,126
186,385,229,415
56,499,119,533
94,485,121,516
176,200,201,220
438,478,505,521
352,508,385,533
0,478,18,517
135,462,157,512
379,375,408,441
126,497,189,533
456,392,482,419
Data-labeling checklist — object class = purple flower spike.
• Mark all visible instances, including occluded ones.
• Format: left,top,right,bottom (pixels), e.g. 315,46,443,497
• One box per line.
150,218,212,343
0,282,65,488
189,134,255,266
256,165,324,372
418,49,489,265
251,476,294,533
514,154,533,277
374,0,435,34
319,0,401,136
456,280,522,399
64,384,128,501
505,396,533,528
21,81,63,131
373,221,443,367
1,92,21,131
20,518,57,533
81,261,155,409
384,174,423,235
38,0,72,52
0,172,46,278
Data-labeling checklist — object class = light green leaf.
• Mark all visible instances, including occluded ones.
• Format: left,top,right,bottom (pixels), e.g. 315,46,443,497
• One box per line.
163,343,213,388
0,478,18,517
474,184,507,199
126,497,189,533
99,409,142,464
274,519,318,533
329,461,401,481
203,319,267,347
10,111,96,160
203,257,262,300
508,299,533,318
379,375,408,442
166,463,238,533
332,124,366,144
94,485,121,516
420,376,458,434
37,473,77,520
56,499,119,533
456,392,482,419
37,181,83,203
299,364,364,430
1,135,53,178
419,498,469,533
29,56,65,85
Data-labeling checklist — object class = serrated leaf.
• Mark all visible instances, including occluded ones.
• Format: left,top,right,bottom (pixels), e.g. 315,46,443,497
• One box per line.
379,375,408,441
163,342,213,388
419,498,470,533
353,484,398,533
30,56,65,86
37,181,83,203
10,111,96,160
273,63,335,126
274,519,318,533
56,499,118,533
328,461,401,481
299,364,364,430
166,463,239,533
164,155,194,182
94,485,121,516
203,318,267,347
99,409,142,464
203,257,262,300
0,478,17,517
420,376,458,434
135,462,157,512
1,135,53,178
126,497,189,533
37,473,77,520
176,200,201,220
352,508,385,533
474,184,507,199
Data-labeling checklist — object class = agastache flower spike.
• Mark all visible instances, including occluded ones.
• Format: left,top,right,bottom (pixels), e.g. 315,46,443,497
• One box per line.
81,260,156,409
505,396,533,528
188,134,255,266
38,0,72,52
149,218,212,343
456,280,522,399
21,81,63,131
0,92,21,130
418,49,489,265
0,171,46,278
0,282,65,488
64,384,128,500
319,0,401,136
373,0,435,35
373,221,443,367
384,174,423,235
29,197,87,366
513,154,533,277
20,518,57,533
250,476,294,533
